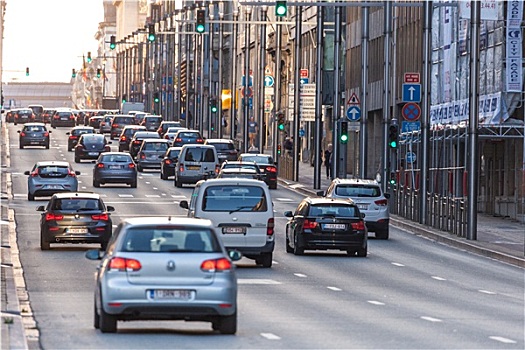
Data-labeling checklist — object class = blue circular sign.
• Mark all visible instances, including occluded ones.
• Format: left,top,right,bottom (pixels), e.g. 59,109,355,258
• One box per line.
346,106,361,121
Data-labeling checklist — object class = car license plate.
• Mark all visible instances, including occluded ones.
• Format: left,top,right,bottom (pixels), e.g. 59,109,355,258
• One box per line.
67,228,88,234
149,289,194,300
30,141,41,144
45,185,62,189
222,226,246,234
357,204,368,210
109,165,121,169
323,223,346,230
187,165,200,170
88,152,99,156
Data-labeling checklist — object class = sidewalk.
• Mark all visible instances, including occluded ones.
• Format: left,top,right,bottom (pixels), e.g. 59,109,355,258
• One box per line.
277,154,525,268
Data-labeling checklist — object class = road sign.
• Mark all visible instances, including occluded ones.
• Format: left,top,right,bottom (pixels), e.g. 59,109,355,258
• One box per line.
300,69,309,78
404,72,420,83
346,106,361,121
347,92,360,105
401,102,421,121
264,98,273,113
241,87,253,98
402,83,421,102
401,121,421,133
264,66,273,76
299,128,305,137
264,75,275,87
300,78,309,84
406,151,417,164
241,75,253,87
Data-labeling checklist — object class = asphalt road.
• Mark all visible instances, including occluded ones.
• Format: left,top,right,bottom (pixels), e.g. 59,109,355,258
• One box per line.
7,124,525,349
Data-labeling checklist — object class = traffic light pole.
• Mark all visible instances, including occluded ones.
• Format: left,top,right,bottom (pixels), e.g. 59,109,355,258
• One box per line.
333,5,343,179
313,6,324,190
292,6,302,182
272,16,283,161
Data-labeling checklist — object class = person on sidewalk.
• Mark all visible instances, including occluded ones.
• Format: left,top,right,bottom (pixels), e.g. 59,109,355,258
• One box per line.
324,143,333,179
248,117,258,148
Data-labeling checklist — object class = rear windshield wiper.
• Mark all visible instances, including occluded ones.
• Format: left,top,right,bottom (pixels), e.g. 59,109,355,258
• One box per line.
229,206,254,214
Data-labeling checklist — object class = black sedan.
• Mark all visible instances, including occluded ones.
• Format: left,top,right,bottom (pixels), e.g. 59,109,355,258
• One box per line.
18,123,51,149
237,153,278,189
172,130,204,147
284,197,367,257
66,126,95,151
93,152,137,188
37,192,114,250
74,134,111,163
160,146,182,180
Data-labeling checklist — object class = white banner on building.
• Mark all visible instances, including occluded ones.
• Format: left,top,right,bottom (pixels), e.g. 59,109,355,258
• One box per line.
506,0,523,93
459,0,499,21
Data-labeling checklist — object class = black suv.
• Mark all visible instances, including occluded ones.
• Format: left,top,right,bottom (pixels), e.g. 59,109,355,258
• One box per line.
74,134,111,163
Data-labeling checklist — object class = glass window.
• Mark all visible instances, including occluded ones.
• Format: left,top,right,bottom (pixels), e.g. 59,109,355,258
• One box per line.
309,204,358,218
53,198,100,211
336,185,381,197
202,185,267,212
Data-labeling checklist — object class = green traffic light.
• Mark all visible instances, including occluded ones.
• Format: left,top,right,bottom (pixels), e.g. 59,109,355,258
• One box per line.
340,134,348,143
389,140,397,148
196,24,205,33
278,124,285,131
211,106,217,113
275,1,287,16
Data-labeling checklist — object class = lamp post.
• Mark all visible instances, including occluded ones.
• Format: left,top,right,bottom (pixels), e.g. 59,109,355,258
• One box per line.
258,5,268,151
217,1,225,138
243,5,252,153
230,2,239,140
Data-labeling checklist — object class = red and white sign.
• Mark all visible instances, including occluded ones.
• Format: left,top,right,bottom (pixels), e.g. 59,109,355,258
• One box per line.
241,87,253,98
404,72,420,83
347,92,360,105
300,69,309,78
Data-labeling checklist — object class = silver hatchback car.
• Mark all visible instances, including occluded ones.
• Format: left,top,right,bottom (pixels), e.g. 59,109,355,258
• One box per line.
24,161,80,201
85,217,241,334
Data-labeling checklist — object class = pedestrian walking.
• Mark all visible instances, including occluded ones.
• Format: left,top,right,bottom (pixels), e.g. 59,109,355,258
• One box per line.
324,143,333,179
248,117,258,148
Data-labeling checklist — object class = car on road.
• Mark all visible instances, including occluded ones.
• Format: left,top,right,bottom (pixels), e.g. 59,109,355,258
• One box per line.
42,109,56,124
163,126,187,144
160,146,182,180
93,152,137,188
85,217,241,334
217,168,260,180
28,104,45,123
99,115,113,134
140,115,163,132
118,125,147,152
110,115,136,140
319,178,390,239
51,108,76,128
66,126,95,151
5,108,18,123
284,197,368,257
172,129,204,147
219,161,263,181
129,131,160,158
18,122,51,149
88,116,105,130
37,192,114,250
174,144,219,187
237,153,278,189
24,161,80,201
179,178,275,267
13,108,34,125
157,121,182,137
135,139,170,172
205,139,239,163
74,133,111,163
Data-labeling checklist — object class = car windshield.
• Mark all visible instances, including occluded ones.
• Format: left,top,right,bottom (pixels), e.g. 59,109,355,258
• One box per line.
309,204,359,218
202,185,267,212
335,185,381,197
122,227,220,253
184,148,215,162
52,198,101,211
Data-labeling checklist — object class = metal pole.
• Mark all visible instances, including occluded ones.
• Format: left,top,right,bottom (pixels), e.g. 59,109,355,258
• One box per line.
258,6,268,151
185,16,191,127
333,4,342,178
381,1,392,192
199,33,205,134
273,16,283,160
467,1,480,240
293,6,302,182
243,6,252,153
313,6,324,189
420,1,432,224
359,6,369,179
231,7,239,140
208,6,215,138
217,2,225,138
177,21,182,120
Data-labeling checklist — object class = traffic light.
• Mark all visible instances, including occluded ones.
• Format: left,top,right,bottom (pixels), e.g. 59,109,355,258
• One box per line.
72,69,76,78
210,98,218,113
25,67,29,76
87,52,92,63
277,144,282,155
196,9,206,34
148,24,156,42
96,68,101,78
154,92,160,104
122,94,127,103
388,124,399,149
340,121,348,144
277,113,285,131
110,35,116,50
389,172,397,185
275,1,288,17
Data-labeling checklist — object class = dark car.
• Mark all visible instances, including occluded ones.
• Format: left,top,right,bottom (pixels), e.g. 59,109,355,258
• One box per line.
75,111,86,125
66,126,95,151
110,115,136,140
18,123,51,149
14,108,34,125
99,115,113,134
204,139,239,163
284,197,368,257
140,115,163,132
118,125,147,152
237,153,278,189
172,129,204,147
89,116,105,129
217,168,260,180
51,109,76,128
93,152,137,188
5,109,17,123
160,146,182,180
157,121,182,137
36,192,115,250
129,131,160,158
28,104,45,123
74,134,111,163
42,109,56,124
219,161,264,181
136,139,170,172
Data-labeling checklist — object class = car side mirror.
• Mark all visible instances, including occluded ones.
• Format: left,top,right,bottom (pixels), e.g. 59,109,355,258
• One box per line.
66,132,70,135
228,249,242,261
36,205,45,211
106,206,115,212
24,171,30,175
179,200,189,209
284,211,293,217
384,193,391,199
316,190,325,197
361,213,366,219
17,130,21,133
75,171,81,175
85,249,103,260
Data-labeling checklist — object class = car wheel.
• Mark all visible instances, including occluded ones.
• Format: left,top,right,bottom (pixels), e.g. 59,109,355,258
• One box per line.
67,147,72,152
375,227,389,240
101,241,108,251
93,179,100,188
257,253,273,268
217,312,237,335
130,180,137,188
99,297,117,333
293,234,304,255
175,177,182,188
356,247,367,257
40,234,50,250
19,143,24,149
285,234,293,253
45,143,50,149
160,170,168,180
269,183,277,190
74,156,80,163
28,193,35,201
137,165,143,172
93,300,100,329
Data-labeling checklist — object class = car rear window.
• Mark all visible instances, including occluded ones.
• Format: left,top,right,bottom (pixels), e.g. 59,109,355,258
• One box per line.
178,132,199,138
73,129,93,136
241,156,273,164
144,142,168,152
146,117,162,123
24,125,45,132
18,111,32,116
309,204,359,218
113,117,135,125
168,149,181,158
37,166,69,178
202,185,267,212
211,143,235,151
122,228,220,253
82,135,105,144
335,185,381,197
101,154,132,163
52,198,101,211
184,148,215,162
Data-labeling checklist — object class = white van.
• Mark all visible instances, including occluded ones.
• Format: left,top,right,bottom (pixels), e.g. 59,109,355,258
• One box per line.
179,178,275,267
174,144,219,187
121,102,145,115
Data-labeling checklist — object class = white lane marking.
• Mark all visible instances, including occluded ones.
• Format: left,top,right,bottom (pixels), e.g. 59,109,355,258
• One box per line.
294,273,307,278
327,286,342,291
275,198,294,201
489,336,516,344
260,333,281,340
238,279,281,285
171,195,187,199
81,186,87,189
367,300,385,306
118,194,134,198
140,173,155,177
391,262,405,267
421,316,442,323
145,195,161,198
431,276,447,281
145,182,151,184
290,184,304,189
478,290,497,295
161,193,167,196
153,187,158,190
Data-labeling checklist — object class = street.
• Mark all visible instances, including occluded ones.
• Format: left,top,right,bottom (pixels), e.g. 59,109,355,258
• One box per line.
5,124,524,349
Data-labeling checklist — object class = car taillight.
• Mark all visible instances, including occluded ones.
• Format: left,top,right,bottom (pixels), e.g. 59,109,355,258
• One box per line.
267,218,274,236
200,258,232,272
179,164,184,172
196,138,204,143
108,257,141,272
69,135,78,140
112,123,119,128
69,115,75,119
120,136,127,141
68,170,76,177
133,140,141,144
53,115,59,119
265,166,277,173
374,199,388,206
20,132,26,137
128,163,135,168
303,219,318,230
351,221,366,230
43,132,49,137
97,163,105,168
165,159,172,165
45,213,64,221
140,153,145,159
91,213,109,221
30,170,39,177
101,122,105,126
175,137,182,143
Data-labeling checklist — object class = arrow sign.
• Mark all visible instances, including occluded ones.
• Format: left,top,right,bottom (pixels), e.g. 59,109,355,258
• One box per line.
264,76,275,87
402,83,421,102
346,106,361,121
